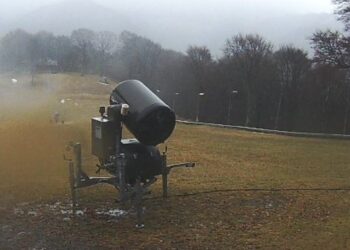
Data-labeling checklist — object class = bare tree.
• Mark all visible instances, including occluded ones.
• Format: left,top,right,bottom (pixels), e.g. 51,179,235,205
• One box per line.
186,45,212,92
310,0,350,133
311,30,350,68
54,35,77,72
71,28,96,75
334,0,350,31
0,29,32,71
186,46,213,122
118,31,162,85
274,45,310,130
95,31,117,76
311,32,350,132
224,34,273,127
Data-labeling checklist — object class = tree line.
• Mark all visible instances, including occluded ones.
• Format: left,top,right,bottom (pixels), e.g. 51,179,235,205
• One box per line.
1,1,350,134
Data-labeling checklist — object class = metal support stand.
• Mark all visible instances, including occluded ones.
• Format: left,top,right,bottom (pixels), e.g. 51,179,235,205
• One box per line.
67,142,118,215
161,151,195,198
66,140,195,226
66,104,195,226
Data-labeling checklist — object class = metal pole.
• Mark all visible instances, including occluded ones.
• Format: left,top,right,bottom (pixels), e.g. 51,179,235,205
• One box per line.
173,93,179,113
73,143,82,186
135,178,144,228
69,160,77,215
227,94,232,124
196,93,205,122
162,153,168,198
227,90,237,125
172,97,176,113
343,71,350,134
115,120,125,201
196,94,199,122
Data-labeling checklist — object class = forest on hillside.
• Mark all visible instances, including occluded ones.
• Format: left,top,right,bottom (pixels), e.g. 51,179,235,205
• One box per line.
1,0,350,134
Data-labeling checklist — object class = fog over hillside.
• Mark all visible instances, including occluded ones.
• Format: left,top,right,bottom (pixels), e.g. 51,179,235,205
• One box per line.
0,0,343,54
3,0,135,36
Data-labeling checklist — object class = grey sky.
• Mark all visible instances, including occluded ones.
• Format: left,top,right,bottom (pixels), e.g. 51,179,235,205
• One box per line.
0,0,339,54
0,0,335,20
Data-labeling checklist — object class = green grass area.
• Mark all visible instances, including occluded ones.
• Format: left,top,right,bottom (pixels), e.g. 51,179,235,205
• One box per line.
1,73,350,249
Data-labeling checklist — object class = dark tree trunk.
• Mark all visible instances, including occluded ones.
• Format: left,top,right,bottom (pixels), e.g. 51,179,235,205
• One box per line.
274,84,285,130
245,91,257,127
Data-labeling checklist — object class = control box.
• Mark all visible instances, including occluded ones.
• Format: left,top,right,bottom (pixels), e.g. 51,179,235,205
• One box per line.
91,117,116,159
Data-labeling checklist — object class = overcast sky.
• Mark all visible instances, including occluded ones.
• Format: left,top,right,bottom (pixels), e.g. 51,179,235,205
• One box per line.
0,0,335,20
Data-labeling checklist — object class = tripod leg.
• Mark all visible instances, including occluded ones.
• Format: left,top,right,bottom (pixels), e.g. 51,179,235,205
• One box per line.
134,178,145,228
73,143,82,187
68,160,77,215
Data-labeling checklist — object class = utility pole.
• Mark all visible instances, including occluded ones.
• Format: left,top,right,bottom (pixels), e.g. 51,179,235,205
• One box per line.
227,90,238,124
196,92,205,122
172,92,180,113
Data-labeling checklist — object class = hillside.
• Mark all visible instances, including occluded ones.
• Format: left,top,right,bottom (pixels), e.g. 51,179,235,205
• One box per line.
0,0,343,54
1,73,350,248
5,0,136,35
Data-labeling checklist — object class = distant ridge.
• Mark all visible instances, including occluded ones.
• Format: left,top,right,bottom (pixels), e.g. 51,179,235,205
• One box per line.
0,0,344,54
4,0,135,35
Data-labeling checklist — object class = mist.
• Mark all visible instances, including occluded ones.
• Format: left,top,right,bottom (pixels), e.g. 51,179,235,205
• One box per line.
3,2,350,248
0,0,335,18
0,0,341,54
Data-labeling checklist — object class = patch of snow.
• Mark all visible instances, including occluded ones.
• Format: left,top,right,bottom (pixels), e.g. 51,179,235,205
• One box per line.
135,223,145,229
60,209,72,215
27,211,38,216
266,202,274,209
75,210,84,216
14,208,24,215
48,201,62,210
16,231,28,239
96,208,127,217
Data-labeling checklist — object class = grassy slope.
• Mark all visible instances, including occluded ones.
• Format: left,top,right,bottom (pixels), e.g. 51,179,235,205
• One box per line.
1,73,350,249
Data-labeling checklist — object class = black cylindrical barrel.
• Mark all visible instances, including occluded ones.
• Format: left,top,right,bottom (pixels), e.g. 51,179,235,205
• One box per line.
110,80,176,145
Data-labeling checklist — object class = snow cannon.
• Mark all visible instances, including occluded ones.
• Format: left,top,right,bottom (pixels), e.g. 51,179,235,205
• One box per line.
66,80,195,228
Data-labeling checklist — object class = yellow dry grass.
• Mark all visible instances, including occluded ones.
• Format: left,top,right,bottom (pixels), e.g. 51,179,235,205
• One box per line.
0,73,112,203
1,73,350,249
